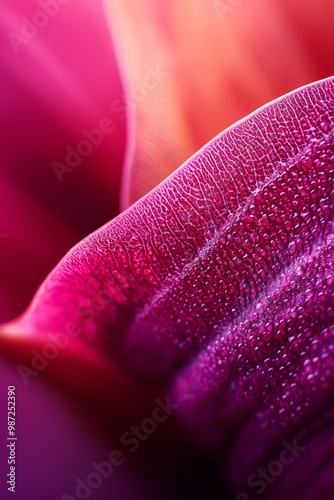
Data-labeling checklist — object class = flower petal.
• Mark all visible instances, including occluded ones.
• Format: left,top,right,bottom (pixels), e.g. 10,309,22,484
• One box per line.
3,77,334,496
104,0,334,208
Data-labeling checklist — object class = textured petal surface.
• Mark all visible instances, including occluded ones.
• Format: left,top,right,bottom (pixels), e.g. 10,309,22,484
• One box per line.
3,77,334,497
104,0,334,208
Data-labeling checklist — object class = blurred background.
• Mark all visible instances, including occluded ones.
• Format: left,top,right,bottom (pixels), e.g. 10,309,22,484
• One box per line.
0,0,126,322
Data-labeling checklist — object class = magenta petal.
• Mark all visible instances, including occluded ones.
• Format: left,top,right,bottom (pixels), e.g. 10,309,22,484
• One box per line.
5,77,334,497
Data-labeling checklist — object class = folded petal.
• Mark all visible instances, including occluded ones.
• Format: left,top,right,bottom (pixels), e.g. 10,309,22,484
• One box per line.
2,77,334,496
104,0,334,208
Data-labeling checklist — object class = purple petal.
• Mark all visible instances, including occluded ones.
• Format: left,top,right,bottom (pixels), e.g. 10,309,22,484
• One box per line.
5,76,334,497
